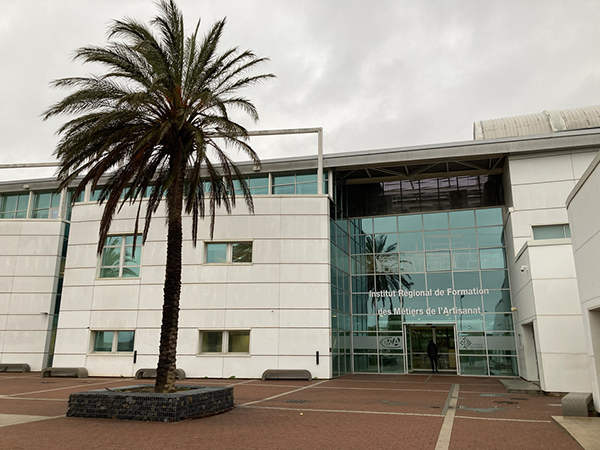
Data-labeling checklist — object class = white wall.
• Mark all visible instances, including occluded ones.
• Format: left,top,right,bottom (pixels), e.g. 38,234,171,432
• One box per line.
505,149,596,393
0,220,64,370
567,151,600,410
53,195,332,379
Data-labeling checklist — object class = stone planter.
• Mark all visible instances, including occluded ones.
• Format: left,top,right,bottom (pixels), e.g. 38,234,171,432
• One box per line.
67,385,233,422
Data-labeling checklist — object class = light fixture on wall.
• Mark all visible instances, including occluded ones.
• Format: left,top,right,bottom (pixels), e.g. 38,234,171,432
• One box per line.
520,265,528,272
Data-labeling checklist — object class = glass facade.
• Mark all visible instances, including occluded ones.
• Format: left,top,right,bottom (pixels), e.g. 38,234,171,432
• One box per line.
347,174,503,217
349,207,518,376
330,173,351,376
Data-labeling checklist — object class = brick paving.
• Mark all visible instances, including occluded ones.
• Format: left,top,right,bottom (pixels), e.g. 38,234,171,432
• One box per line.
0,373,583,450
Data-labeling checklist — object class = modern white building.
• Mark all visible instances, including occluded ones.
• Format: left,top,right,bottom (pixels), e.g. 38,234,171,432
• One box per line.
0,106,599,411
567,150,600,412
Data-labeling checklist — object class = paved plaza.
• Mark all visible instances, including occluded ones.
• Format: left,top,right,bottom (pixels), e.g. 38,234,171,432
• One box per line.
0,372,595,449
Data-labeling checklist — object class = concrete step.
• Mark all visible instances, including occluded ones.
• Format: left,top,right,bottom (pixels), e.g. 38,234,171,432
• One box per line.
500,378,543,394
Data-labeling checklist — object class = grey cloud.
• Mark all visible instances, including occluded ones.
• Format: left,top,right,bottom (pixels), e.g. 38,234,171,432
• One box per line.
1,0,600,181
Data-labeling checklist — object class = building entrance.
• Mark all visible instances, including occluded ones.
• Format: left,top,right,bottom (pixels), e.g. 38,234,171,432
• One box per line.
406,325,457,373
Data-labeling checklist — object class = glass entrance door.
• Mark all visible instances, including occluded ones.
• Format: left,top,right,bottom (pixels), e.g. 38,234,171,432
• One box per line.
407,325,457,373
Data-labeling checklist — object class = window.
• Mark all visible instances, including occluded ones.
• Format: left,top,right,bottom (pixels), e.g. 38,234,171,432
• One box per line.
90,188,103,202
532,224,570,240
0,193,29,218
232,175,269,196
205,242,252,264
31,192,62,219
199,330,250,354
272,171,328,195
92,330,135,353
99,235,142,278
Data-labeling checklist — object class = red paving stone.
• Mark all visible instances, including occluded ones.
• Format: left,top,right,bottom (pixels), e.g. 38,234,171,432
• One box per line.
0,373,582,450
256,386,449,415
456,391,564,421
450,418,581,450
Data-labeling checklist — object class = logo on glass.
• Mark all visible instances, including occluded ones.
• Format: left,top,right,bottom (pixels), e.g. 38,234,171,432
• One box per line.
379,336,403,349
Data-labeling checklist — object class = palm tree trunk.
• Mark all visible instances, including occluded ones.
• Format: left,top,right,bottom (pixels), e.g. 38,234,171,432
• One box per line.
155,161,185,393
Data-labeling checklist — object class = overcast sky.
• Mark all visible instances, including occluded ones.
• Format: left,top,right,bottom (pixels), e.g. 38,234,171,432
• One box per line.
1,0,600,180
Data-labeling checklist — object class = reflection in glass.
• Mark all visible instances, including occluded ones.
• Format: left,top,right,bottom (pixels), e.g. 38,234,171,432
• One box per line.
380,355,404,373
485,313,514,331
483,291,511,312
297,173,317,183
398,232,424,251
449,210,475,228
124,246,141,266
403,273,426,291
400,252,425,272
398,214,422,232
425,251,451,271
457,314,485,331
476,208,503,226
453,271,480,290
427,272,452,291
481,270,509,289
352,275,369,292
117,331,135,352
206,243,227,263
479,248,506,269
296,183,317,194
353,255,369,274
101,246,121,268
365,236,403,311
374,233,398,249
373,216,398,233
273,174,294,184
94,331,114,352
455,294,483,310
272,184,295,195
428,294,455,309
228,331,250,352
451,249,479,270
201,331,223,352
459,356,488,375
488,356,518,376
450,228,477,249
477,226,504,248
424,230,450,250
354,218,373,235
354,355,378,372
353,315,372,331
423,212,448,230
403,297,427,312
232,242,253,263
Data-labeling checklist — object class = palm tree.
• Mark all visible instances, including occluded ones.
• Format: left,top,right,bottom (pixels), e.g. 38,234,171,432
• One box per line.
43,0,273,393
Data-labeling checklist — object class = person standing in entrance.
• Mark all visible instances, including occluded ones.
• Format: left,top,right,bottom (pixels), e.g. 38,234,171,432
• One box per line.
427,340,439,373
